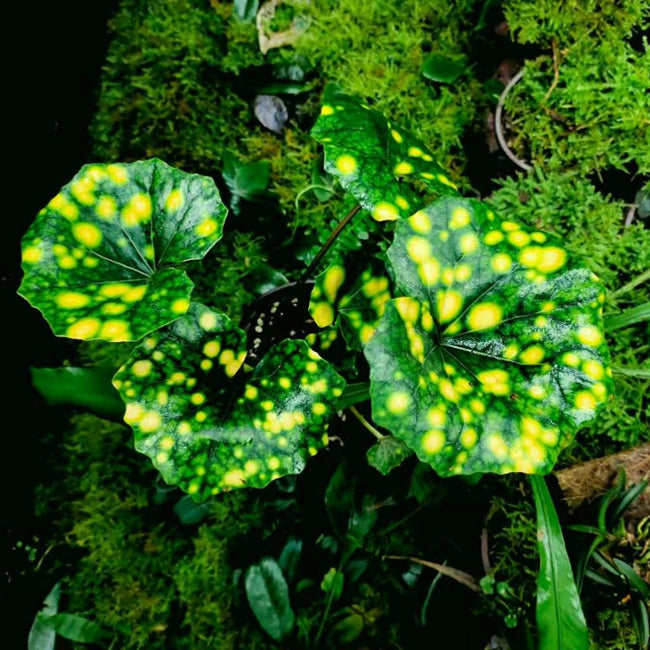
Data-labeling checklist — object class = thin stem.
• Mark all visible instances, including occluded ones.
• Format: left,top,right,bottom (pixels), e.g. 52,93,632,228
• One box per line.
383,555,481,593
300,203,361,280
350,405,385,440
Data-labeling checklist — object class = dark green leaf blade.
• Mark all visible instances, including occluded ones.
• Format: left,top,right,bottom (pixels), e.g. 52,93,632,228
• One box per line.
113,303,345,500
49,614,108,644
365,197,612,475
367,436,413,475
233,0,259,23
245,558,295,641
311,87,459,223
28,583,60,650
19,159,227,341
31,367,124,421
531,475,588,650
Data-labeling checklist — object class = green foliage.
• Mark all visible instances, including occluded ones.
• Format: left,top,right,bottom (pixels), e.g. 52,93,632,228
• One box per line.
114,303,345,499
19,160,227,342
366,196,611,475
245,558,295,640
530,475,588,650
311,87,459,222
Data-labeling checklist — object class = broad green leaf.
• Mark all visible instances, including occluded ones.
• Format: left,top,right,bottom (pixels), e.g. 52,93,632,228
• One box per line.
278,537,303,583
48,614,108,644
367,436,413,475
320,567,344,601
31,367,124,421
365,197,612,475
19,159,227,342
530,475,588,650
422,53,469,83
28,583,60,650
605,301,650,331
311,87,459,222
113,303,345,500
173,494,211,524
222,152,271,215
309,258,393,349
245,558,295,641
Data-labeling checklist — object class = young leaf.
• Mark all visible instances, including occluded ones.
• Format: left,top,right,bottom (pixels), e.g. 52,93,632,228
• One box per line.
31,367,124,421
530,475,588,650
245,558,295,641
233,0,259,23
310,256,393,349
367,436,413,475
422,53,469,83
19,159,227,342
113,303,345,500
311,87,458,222
365,197,612,475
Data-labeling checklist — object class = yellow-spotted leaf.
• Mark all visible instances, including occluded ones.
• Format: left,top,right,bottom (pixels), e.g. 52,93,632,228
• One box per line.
364,197,612,476
311,86,459,222
19,159,227,341
113,304,345,500
309,259,393,350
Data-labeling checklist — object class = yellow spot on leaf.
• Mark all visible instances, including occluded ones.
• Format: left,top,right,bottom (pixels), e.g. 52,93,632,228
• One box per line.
22,246,42,263
461,428,477,448
132,360,152,377
199,312,218,330
123,285,147,303
407,236,431,263
467,303,502,331
72,223,102,248
122,194,152,226
491,253,512,273
222,469,246,487
423,430,445,454
171,298,189,314
196,217,218,237
190,393,205,405
335,154,357,175
394,161,413,175
437,290,463,323
165,189,184,211
387,391,410,414
455,264,472,282
484,231,503,245
520,346,545,364
488,434,508,459
67,318,100,339
459,232,478,254
449,207,470,229
390,129,403,143
575,391,596,410
507,230,530,247
320,104,334,116
373,202,399,222
56,292,90,309
313,302,334,328
419,259,441,285
577,325,603,347
100,320,131,341
139,411,161,433
410,211,431,233
96,196,117,219
582,360,604,380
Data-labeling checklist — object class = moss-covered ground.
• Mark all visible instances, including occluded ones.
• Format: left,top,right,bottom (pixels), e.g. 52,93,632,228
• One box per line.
24,0,649,647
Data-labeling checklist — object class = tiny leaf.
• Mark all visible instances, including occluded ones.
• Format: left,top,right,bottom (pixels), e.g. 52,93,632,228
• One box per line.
365,197,612,475
367,436,413,475
245,558,295,641
531,475,589,650
113,303,345,500
19,159,227,342
312,87,459,223
422,53,468,83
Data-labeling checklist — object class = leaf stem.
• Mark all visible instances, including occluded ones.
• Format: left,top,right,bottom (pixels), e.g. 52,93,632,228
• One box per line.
350,405,385,440
300,203,361,280
382,555,481,593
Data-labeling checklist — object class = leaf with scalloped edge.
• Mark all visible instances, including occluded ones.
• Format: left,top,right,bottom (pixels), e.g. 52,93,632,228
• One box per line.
311,86,459,223
309,258,393,350
364,197,612,476
367,436,413,475
19,159,227,342
113,303,345,500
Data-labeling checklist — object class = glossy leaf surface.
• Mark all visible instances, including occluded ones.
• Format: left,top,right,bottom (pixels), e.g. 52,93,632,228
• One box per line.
365,197,612,475
311,87,458,222
531,475,588,650
245,558,295,641
113,304,345,500
19,159,227,341
309,259,392,349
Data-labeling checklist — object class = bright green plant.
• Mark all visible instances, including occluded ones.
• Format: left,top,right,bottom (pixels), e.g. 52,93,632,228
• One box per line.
21,87,615,645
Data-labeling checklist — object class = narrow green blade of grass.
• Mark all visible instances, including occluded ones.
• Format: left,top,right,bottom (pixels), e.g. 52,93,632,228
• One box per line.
530,475,588,650
605,302,650,331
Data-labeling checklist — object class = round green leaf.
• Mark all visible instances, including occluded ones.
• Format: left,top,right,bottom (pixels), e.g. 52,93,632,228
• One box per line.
19,159,227,341
311,86,459,223
422,53,469,83
365,197,613,476
113,303,345,500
